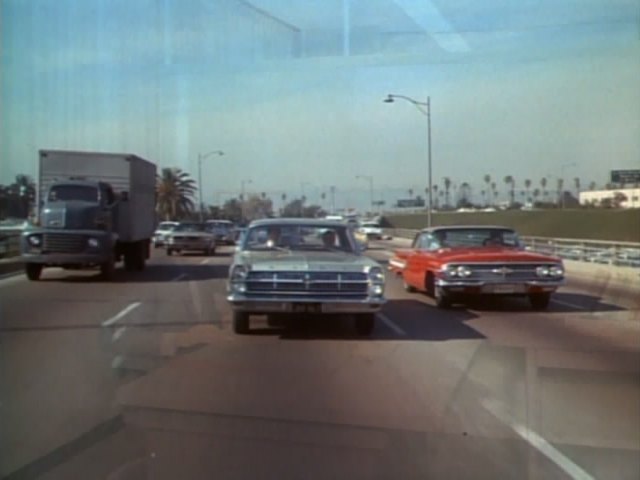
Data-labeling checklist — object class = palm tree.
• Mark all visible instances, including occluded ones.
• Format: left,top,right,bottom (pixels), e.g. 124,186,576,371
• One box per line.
540,177,547,202
483,174,491,199
443,177,452,207
408,188,414,198
533,188,540,203
481,189,486,205
503,175,515,205
458,182,472,207
556,178,564,206
490,181,497,205
156,168,197,221
588,181,597,191
433,185,439,209
573,177,581,198
12,174,36,218
524,179,532,203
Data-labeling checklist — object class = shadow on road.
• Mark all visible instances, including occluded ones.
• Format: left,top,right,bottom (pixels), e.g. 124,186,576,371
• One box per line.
38,264,229,283
245,299,485,342
460,291,627,313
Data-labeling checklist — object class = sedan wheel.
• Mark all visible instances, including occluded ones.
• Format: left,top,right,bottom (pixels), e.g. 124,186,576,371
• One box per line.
233,312,250,334
435,286,453,309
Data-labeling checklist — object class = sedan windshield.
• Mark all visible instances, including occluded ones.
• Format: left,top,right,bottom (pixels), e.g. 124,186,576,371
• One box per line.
174,223,206,232
436,229,521,248
244,225,354,252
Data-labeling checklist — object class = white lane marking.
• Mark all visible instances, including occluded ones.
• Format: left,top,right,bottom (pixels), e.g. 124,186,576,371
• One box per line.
101,302,141,327
111,355,125,369
199,258,211,265
481,399,595,480
377,312,407,336
388,259,406,269
112,326,127,342
552,299,586,311
171,273,188,282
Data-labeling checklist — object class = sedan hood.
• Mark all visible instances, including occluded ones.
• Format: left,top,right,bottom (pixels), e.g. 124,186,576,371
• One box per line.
435,247,561,264
237,250,377,272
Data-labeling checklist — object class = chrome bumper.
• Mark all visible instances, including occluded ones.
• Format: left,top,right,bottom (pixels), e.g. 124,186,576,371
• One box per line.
436,278,564,294
168,241,212,249
227,293,385,314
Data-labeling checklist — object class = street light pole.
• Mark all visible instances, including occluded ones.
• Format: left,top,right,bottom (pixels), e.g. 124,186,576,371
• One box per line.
240,179,252,223
355,175,374,215
198,150,224,222
384,94,432,228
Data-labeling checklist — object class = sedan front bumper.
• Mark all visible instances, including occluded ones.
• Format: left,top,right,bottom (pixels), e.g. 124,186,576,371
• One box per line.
436,278,564,295
227,293,385,314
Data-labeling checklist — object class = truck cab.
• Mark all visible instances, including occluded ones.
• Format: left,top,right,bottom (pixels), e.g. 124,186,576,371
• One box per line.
21,150,156,281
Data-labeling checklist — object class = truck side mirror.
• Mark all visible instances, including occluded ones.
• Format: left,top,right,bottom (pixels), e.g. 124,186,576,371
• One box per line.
120,191,129,201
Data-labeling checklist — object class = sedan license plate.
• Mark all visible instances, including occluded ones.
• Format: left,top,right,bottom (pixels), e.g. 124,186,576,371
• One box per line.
292,303,322,314
487,284,524,294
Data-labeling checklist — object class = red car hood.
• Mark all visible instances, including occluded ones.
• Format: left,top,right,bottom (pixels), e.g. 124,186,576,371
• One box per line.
432,247,561,264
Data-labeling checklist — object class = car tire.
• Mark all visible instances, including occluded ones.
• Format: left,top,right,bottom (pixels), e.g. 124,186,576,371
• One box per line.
530,293,551,310
435,286,452,309
25,263,42,281
100,258,115,280
403,276,417,293
233,312,250,334
355,314,375,336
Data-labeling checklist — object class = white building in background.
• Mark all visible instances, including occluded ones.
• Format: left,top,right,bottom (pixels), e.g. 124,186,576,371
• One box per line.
579,188,640,208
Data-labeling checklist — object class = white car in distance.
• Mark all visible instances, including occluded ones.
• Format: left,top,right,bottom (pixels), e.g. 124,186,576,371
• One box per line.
153,221,179,247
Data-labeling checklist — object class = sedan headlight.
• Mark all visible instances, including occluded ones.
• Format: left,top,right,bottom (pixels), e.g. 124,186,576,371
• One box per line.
536,265,564,278
28,235,42,247
230,265,248,282
367,266,385,296
444,264,473,278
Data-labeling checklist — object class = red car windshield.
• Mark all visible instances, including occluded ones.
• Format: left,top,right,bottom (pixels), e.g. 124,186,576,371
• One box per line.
430,229,522,248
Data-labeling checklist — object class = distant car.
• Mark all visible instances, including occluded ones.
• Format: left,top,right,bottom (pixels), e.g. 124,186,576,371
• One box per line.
165,222,216,256
388,225,564,310
359,222,383,240
152,221,179,247
226,218,386,335
206,220,236,245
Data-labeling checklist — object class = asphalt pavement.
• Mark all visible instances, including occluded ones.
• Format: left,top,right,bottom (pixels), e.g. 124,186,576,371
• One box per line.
0,242,638,480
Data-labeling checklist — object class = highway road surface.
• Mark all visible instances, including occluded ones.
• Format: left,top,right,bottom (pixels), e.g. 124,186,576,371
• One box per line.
1,242,639,480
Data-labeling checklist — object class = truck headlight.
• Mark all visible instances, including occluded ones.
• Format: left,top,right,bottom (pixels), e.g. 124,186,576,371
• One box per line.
28,235,42,247
367,266,385,283
87,237,100,248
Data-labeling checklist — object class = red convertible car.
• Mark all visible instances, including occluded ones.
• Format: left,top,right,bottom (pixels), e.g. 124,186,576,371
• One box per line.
388,226,564,310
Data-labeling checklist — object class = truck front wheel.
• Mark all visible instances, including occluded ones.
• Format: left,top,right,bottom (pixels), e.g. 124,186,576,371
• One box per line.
25,264,43,281
100,258,115,280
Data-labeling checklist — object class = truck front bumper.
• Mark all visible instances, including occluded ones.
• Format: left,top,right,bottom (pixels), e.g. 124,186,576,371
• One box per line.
21,252,111,265
227,293,385,314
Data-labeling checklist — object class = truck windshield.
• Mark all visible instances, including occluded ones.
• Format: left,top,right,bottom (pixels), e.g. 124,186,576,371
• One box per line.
48,185,98,202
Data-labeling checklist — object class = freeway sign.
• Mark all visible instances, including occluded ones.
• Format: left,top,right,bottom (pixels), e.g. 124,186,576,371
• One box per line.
611,169,640,184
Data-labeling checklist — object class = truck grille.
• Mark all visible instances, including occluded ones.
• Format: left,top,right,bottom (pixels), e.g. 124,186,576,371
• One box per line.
43,233,86,253
246,271,369,297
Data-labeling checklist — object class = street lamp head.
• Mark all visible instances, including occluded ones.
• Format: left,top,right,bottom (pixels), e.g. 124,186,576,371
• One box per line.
383,95,395,103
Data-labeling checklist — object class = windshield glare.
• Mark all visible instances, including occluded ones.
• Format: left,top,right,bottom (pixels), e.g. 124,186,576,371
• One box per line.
174,223,206,232
48,185,98,202
434,229,521,248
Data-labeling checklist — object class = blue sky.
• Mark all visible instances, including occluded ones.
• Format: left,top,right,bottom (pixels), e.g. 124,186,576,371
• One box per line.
1,0,639,210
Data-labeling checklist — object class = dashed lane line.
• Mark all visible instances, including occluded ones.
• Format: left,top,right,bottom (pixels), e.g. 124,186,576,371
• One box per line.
376,312,407,336
171,273,188,282
481,398,595,480
101,302,142,327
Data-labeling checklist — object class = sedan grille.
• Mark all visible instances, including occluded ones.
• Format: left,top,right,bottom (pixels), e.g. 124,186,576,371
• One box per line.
246,271,369,297
43,233,86,253
456,263,557,281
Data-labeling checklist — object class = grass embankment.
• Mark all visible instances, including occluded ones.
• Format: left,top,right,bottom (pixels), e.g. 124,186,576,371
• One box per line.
381,209,640,242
